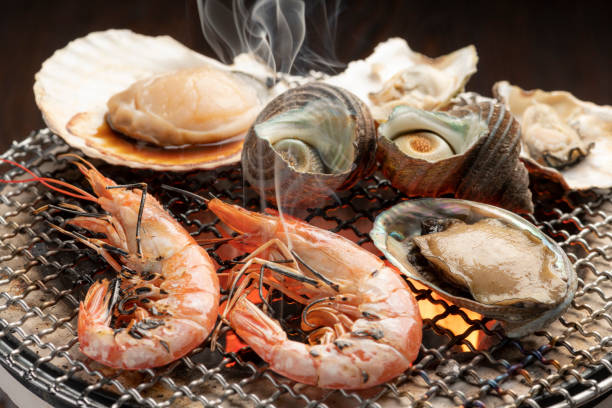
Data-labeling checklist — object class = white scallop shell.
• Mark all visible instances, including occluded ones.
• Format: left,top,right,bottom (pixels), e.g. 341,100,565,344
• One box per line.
324,38,478,121
494,81,612,191
34,29,275,171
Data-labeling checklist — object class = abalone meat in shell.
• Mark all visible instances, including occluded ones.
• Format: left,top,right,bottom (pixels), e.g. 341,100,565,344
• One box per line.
34,29,277,171
377,100,534,213
241,82,377,208
493,81,612,193
370,198,577,338
325,38,478,121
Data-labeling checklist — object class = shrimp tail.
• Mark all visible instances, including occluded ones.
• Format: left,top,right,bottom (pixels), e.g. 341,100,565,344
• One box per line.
79,280,114,329
229,296,318,385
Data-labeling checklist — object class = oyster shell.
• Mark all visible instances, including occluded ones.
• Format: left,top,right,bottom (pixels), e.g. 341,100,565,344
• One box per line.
377,100,534,213
34,29,276,171
493,81,612,192
241,82,377,208
325,38,478,121
370,198,577,338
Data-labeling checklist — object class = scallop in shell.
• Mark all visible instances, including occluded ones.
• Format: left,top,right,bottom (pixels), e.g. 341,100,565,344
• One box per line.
325,38,478,121
370,198,577,338
493,81,612,193
241,82,377,208
34,29,276,171
377,100,534,213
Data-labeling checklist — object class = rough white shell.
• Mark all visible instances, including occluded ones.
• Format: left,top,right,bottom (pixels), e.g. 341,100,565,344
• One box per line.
34,29,276,171
494,81,612,191
325,38,478,121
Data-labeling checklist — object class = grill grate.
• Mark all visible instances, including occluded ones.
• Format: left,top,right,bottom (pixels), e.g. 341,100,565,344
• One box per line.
0,129,611,408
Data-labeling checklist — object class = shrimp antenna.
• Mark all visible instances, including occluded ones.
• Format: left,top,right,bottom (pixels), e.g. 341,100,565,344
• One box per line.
160,184,208,204
0,158,96,201
58,153,97,171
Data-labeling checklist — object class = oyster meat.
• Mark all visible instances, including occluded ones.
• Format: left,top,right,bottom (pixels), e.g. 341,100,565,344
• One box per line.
377,100,533,213
34,29,277,171
371,198,577,338
242,82,377,208
494,81,612,192
325,38,478,121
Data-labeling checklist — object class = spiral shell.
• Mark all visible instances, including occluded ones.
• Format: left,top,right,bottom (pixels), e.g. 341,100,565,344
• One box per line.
242,83,377,208
377,100,534,213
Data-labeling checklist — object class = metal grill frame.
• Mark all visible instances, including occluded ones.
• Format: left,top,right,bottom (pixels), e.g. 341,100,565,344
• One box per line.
0,130,611,408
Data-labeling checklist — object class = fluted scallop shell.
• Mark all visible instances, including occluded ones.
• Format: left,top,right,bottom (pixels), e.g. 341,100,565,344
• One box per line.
325,38,478,122
494,81,612,194
241,83,377,208
34,29,276,171
377,100,534,213
370,198,577,338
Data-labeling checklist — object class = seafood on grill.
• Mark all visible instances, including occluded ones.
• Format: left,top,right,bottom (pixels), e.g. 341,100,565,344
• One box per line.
241,83,377,208
377,99,534,213
325,37,478,121
206,198,422,389
494,81,612,192
2,157,220,369
34,29,278,171
371,198,577,338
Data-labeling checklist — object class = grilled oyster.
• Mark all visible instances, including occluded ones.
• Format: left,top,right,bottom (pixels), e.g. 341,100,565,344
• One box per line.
377,100,533,213
242,82,377,208
325,38,478,121
370,198,577,338
494,81,612,193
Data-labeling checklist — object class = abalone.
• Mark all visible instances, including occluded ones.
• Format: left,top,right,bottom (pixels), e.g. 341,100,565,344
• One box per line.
370,198,577,338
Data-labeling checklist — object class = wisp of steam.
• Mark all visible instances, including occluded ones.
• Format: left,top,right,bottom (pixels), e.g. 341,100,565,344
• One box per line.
197,0,343,75
198,0,348,235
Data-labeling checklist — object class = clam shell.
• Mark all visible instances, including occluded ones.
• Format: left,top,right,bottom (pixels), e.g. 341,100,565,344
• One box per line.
370,198,577,338
34,29,275,171
241,82,377,208
377,100,534,213
493,81,612,194
324,38,478,121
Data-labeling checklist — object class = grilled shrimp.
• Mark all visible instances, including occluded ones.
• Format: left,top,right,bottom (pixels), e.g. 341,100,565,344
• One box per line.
2,158,219,369
208,199,422,389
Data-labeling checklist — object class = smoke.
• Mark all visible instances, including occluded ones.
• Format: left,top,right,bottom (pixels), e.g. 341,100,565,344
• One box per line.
197,0,344,75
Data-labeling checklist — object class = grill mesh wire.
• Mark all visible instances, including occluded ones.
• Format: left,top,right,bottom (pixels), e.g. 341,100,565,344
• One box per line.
0,130,610,408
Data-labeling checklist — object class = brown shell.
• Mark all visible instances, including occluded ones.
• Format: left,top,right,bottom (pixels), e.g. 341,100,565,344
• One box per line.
377,101,534,213
241,83,377,208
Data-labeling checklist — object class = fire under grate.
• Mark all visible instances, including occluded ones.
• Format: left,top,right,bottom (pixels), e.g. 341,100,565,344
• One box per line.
0,129,611,408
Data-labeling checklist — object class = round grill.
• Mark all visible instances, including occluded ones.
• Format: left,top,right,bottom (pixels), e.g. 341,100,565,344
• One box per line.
0,130,610,407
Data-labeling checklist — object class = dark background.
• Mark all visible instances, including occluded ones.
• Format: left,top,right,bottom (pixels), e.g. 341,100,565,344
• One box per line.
0,0,610,153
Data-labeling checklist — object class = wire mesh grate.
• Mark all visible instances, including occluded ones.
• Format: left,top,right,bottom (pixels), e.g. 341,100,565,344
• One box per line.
0,129,610,408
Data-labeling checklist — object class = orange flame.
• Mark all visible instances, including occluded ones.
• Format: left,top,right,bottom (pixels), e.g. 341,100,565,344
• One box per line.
411,279,490,352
